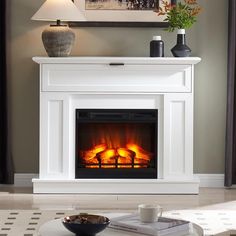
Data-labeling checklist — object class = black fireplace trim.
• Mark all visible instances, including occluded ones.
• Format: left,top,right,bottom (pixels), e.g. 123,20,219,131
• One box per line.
77,168,157,179
76,109,157,123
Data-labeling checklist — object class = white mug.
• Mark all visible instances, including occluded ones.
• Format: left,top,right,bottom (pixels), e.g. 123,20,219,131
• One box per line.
138,204,163,223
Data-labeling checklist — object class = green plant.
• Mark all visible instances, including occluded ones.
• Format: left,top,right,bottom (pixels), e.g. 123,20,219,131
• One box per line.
158,0,202,32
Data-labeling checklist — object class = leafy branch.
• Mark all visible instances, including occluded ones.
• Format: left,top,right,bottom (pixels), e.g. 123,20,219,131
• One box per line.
158,0,202,32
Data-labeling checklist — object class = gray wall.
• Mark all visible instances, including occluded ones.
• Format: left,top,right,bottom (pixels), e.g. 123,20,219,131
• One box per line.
8,0,228,173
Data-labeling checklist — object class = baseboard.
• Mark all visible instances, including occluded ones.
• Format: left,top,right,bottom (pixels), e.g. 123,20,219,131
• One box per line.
14,173,39,187
13,173,225,188
196,174,224,188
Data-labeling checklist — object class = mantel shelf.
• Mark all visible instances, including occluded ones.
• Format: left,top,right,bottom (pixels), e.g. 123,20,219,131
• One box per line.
33,56,201,65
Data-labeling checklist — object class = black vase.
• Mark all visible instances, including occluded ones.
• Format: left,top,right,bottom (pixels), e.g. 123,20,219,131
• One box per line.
171,29,191,57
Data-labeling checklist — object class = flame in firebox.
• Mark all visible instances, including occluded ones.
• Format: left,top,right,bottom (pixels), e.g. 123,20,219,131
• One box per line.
80,143,153,169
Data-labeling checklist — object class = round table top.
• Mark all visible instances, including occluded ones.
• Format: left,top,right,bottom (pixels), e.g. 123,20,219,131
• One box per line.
38,218,203,236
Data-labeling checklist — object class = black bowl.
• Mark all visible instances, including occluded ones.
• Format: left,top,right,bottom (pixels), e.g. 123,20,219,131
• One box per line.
62,213,110,236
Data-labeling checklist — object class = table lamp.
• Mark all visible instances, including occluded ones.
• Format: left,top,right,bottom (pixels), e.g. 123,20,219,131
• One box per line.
31,0,86,57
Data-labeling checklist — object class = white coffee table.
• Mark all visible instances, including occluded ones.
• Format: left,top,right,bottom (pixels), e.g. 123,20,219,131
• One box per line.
38,217,204,236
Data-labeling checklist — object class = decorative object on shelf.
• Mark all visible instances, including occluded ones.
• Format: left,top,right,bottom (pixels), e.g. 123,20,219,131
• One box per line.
171,29,191,57
158,0,201,57
150,36,164,57
31,0,85,57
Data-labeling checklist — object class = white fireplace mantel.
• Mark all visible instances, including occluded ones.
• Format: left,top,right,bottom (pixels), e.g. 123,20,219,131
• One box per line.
33,57,201,194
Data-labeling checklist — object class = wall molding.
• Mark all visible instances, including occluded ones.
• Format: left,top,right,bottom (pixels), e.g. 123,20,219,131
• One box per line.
14,173,39,187
196,174,224,188
13,173,225,188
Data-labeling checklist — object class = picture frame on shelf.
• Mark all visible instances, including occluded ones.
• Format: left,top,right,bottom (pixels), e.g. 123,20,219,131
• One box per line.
70,0,176,27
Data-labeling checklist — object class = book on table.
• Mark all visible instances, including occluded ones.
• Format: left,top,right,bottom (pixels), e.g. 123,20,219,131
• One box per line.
109,213,190,236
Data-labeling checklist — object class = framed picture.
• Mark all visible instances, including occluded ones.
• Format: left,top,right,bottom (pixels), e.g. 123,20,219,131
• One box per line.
70,0,176,27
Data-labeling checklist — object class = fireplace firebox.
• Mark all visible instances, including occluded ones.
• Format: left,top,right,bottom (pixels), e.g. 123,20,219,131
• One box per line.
75,109,157,179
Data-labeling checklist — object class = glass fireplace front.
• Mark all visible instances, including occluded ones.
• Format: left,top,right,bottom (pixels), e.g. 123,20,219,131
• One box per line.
75,109,157,179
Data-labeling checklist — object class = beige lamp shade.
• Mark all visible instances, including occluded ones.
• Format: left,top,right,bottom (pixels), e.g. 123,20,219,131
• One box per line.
31,0,85,22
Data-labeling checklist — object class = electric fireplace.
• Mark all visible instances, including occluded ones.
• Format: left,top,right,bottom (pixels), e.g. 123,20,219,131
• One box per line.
33,56,201,194
76,109,157,179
